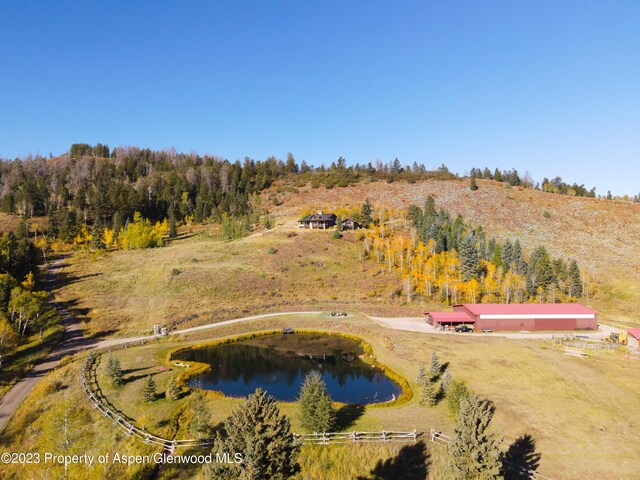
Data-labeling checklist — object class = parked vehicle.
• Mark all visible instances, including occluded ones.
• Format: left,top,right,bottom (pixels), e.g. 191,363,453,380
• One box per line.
455,325,474,333
482,329,493,333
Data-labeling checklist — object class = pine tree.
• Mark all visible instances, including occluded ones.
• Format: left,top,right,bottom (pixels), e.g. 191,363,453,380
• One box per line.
142,375,157,402
441,371,452,393
449,394,503,480
501,239,513,270
105,354,124,387
470,177,479,191
420,377,437,406
446,380,470,417
298,371,335,432
512,240,526,274
429,351,441,378
166,378,180,401
417,363,428,386
361,199,373,228
203,388,300,480
459,235,479,281
567,260,583,298
91,217,105,249
169,214,177,239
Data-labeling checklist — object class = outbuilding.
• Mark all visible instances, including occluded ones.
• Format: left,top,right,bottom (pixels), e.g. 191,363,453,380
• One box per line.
425,303,598,332
628,329,640,349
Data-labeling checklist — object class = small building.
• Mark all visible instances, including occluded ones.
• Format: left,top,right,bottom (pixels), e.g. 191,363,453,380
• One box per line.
425,311,475,329
298,212,337,229
341,218,361,231
628,329,640,349
424,303,598,332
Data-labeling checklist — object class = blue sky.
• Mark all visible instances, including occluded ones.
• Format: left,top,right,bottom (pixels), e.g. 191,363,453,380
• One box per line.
1,1,638,195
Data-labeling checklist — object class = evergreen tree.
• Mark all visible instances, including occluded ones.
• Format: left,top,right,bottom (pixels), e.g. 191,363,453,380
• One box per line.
166,378,180,400
204,388,300,480
91,217,105,249
420,377,437,406
512,240,526,274
459,235,479,281
59,208,78,243
568,260,583,298
532,253,556,297
106,354,124,387
429,351,441,378
441,371,452,394
361,199,373,228
449,394,503,480
298,371,335,432
446,380,470,417
142,375,157,402
501,239,513,270
169,213,178,239
470,177,479,191
417,363,428,386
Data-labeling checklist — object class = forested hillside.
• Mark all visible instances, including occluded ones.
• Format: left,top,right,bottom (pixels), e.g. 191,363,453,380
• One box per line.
2,143,634,242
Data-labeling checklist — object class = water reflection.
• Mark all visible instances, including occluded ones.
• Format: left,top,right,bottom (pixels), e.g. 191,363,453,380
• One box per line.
175,333,402,403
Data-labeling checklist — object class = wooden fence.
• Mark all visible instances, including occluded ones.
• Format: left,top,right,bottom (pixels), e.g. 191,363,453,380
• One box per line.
294,430,419,445
81,347,420,451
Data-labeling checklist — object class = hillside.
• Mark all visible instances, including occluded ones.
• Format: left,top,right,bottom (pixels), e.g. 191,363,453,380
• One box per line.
264,178,640,326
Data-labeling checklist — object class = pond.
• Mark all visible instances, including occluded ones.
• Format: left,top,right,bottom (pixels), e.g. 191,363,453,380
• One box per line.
174,333,403,404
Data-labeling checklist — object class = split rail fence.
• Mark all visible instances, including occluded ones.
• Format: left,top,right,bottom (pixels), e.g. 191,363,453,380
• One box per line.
294,430,418,444
81,345,420,451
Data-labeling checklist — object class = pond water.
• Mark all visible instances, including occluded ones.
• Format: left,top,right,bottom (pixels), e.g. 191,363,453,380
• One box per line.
174,333,402,404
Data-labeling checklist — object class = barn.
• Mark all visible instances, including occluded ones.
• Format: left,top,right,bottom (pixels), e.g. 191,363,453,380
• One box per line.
424,303,598,332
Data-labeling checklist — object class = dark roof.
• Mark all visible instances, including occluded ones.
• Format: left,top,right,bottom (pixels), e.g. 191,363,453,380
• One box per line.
299,213,337,222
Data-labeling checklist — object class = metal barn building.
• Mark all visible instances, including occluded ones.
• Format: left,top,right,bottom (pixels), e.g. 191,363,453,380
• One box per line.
425,303,598,332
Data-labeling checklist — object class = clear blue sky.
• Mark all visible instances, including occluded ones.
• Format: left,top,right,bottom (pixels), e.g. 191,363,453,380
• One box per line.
1,1,638,195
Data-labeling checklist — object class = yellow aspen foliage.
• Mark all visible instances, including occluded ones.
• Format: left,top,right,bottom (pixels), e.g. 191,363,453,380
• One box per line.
103,228,115,248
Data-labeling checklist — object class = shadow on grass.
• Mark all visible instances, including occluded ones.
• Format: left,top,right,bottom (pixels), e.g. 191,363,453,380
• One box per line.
501,434,541,479
334,403,365,430
357,441,430,480
126,371,162,384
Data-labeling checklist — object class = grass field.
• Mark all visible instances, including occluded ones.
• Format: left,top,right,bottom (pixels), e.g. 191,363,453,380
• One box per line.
52,228,430,338
4,313,635,479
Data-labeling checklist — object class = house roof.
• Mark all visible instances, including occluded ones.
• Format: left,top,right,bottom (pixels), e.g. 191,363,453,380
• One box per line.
299,213,337,222
456,303,598,317
425,311,475,323
628,329,640,340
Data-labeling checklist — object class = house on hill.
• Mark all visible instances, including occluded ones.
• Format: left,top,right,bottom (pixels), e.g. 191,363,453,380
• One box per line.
298,212,337,229
425,303,598,332
341,218,361,230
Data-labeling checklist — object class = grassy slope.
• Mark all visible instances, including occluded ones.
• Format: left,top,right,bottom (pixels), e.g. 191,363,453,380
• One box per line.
53,229,413,337
4,314,637,479
266,178,640,327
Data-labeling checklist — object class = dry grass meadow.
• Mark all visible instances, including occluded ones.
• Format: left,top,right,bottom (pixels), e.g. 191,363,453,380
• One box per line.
2,313,639,479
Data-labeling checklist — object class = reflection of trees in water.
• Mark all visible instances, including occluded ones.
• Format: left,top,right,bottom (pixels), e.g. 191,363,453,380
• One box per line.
176,337,388,388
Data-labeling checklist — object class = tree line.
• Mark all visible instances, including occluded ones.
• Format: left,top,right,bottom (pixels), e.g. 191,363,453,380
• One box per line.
0,219,56,373
3,143,635,243
362,196,594,304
